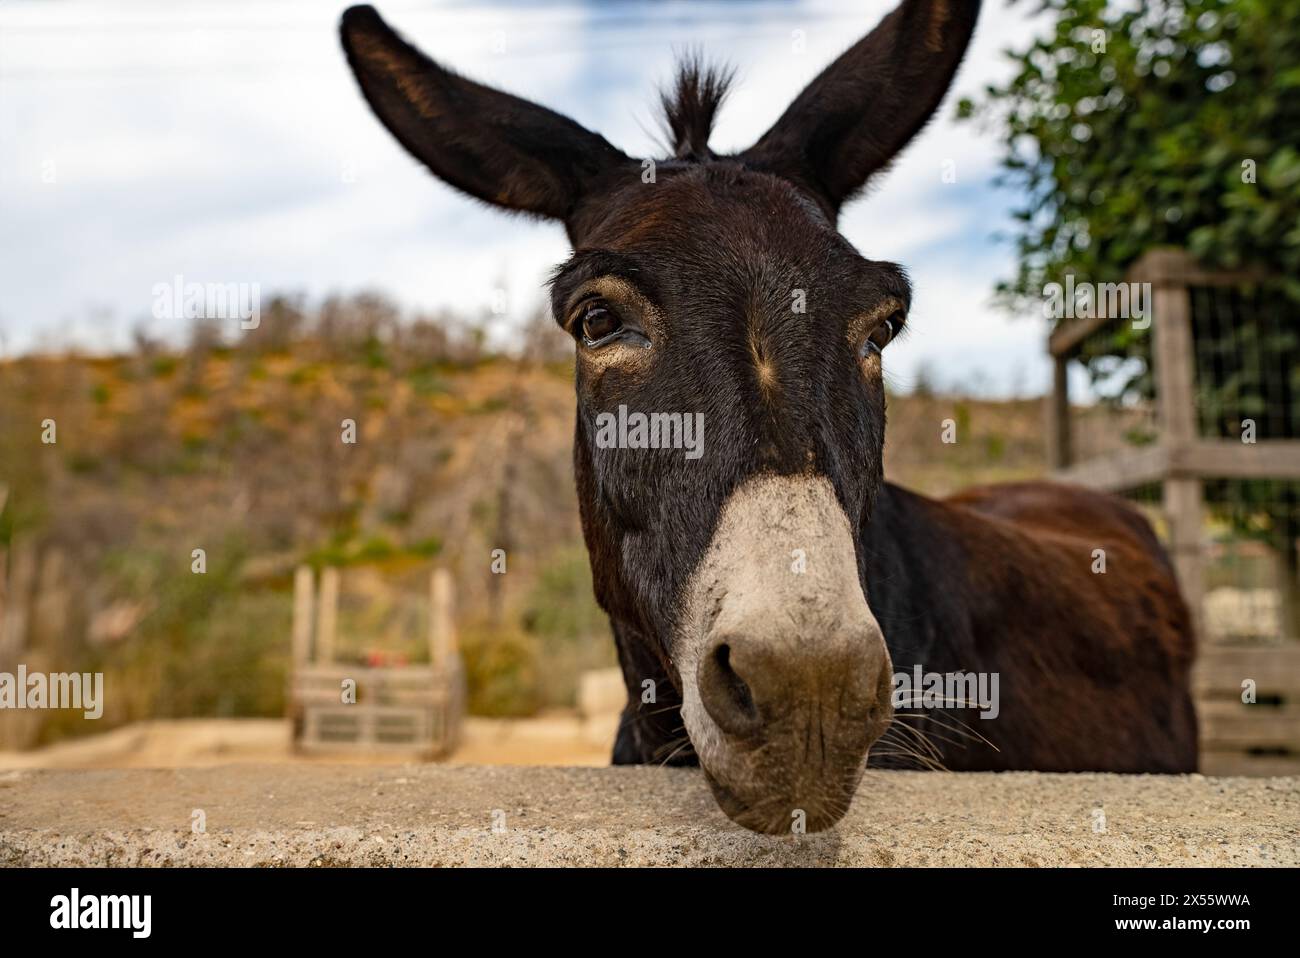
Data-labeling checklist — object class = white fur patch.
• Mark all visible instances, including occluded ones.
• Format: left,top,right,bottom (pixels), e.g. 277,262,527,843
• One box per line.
676,474,889,773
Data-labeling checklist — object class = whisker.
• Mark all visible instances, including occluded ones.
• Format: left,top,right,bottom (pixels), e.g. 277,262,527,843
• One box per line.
920,711,1000,752
615,702,684,735
880,717,943,760
889,709,1000,754
891,694,984,710
891,719,975,754
657,739,694,766
868,742,948,771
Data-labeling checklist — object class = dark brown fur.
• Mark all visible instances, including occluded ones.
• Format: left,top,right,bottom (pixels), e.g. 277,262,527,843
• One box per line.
868,481,1197,771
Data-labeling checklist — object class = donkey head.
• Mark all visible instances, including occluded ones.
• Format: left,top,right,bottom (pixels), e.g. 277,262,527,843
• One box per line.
342,0,979,834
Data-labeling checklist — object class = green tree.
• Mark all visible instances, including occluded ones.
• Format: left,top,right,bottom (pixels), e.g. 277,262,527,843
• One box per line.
960,0,1300,634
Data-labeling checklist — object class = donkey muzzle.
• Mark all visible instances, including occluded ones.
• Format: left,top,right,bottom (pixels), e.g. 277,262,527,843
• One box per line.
677,474,893,834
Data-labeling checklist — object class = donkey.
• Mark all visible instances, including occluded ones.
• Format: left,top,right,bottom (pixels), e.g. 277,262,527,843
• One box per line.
341,0,1198,834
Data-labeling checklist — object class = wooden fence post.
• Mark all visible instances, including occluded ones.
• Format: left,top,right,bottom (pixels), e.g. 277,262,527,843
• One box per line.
0,484,7,650
291,565,315,667
1149,259,1205,637
1047,354,1072,469
429,568,457,667
316,567,340,666
0,545,7,668
0,538,35,668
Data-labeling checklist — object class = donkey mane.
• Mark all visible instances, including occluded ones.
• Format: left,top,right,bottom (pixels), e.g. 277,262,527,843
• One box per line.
659,54,736,160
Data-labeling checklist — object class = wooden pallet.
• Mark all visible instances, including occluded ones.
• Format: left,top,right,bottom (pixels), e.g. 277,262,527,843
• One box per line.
1193,646,1300,775
292,664,465,757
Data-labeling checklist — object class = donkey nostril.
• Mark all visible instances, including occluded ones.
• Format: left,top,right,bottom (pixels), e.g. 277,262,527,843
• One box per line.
715,644,756,714
699,641,762,737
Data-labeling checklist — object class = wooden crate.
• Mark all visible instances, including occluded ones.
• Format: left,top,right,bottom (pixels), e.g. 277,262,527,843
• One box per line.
1193,646,1300,775
287,567,465,758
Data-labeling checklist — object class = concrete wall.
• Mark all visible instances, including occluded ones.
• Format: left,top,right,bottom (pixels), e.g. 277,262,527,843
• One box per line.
1,766,1295,867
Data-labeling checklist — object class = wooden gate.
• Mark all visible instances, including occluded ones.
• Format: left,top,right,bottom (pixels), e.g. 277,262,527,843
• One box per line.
1047,249,1300,774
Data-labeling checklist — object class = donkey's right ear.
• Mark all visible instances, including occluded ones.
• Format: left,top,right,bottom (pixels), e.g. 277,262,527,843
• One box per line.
340,5,633,221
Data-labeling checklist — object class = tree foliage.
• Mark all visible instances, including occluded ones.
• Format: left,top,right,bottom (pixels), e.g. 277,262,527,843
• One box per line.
958,0,1300,317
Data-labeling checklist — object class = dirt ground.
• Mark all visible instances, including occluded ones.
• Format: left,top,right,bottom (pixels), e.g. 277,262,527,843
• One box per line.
0,716,613,769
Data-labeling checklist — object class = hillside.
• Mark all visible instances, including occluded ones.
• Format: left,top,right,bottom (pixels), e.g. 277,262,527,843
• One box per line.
0,295,1112,748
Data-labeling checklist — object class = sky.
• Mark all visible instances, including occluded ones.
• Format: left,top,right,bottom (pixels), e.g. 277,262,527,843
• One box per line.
0,0,1087,397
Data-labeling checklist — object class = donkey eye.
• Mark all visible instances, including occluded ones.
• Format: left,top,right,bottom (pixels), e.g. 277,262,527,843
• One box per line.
580,303,623,345
860,311,903,358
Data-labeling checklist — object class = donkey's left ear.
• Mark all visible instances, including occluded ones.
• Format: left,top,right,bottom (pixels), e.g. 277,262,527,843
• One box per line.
740,0,980,218
340,5,634,221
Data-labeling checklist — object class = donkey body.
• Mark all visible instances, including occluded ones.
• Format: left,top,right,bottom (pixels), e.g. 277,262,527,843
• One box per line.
860,481,1197,773
343,0,1197,834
